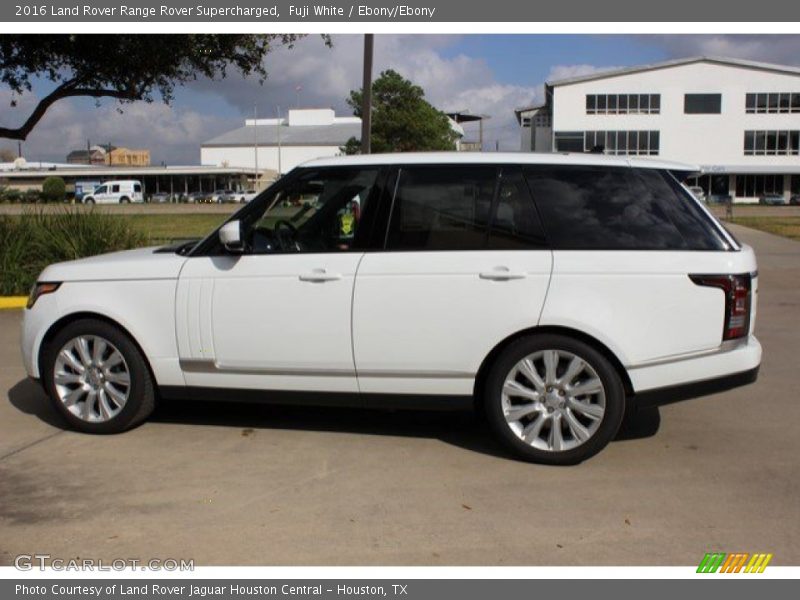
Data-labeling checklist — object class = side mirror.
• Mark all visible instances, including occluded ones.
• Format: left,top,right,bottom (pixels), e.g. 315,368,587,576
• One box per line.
219,220,244,253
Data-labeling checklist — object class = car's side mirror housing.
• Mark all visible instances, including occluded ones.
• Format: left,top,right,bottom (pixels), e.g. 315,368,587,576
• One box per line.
219,220,244,253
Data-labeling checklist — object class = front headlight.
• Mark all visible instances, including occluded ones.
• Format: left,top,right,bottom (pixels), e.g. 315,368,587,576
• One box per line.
26,282,61,309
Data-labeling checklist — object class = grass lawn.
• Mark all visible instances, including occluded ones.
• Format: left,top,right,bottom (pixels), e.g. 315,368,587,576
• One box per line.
119,214,229,244
728,216,800,242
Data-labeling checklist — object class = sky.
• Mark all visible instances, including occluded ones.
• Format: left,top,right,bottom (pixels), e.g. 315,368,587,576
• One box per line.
2,34,800,165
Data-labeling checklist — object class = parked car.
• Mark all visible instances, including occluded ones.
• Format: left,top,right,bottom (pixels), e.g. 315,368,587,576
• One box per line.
21,153,761,465
687,186,706,202
185,191,209,204
789,194,800,205
237,189,259,203
149,192,171,204
210,189,237,203
759,193,787,206
82,180,144,204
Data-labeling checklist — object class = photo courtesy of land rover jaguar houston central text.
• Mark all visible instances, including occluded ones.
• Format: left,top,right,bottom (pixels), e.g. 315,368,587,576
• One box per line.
20,153,761,464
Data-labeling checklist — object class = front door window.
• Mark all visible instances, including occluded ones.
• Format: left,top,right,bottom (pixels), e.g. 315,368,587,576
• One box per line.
243,168,379,254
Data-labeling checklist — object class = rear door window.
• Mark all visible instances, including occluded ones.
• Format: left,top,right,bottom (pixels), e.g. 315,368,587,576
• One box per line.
385,166,496,250
523,166,728,250
487,169,547,249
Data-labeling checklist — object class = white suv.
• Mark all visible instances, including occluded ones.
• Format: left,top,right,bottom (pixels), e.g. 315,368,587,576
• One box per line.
21,153,761,464
82,180,144,204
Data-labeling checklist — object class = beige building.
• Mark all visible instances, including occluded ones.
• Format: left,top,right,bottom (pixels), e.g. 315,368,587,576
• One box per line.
106,147,150,166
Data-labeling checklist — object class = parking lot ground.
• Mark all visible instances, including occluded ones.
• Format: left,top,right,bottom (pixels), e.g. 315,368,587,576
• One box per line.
1,224,798,566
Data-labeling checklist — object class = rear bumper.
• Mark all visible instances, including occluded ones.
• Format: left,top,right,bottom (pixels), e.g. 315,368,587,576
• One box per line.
628,335,761,392
628,335,761,406
633,366,759,408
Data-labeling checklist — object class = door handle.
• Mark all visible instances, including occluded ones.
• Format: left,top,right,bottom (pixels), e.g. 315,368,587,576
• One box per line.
299,269,342,282
479,267,527,281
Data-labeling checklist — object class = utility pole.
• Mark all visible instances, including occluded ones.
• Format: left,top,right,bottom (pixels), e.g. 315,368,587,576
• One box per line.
276,105,282,175
253,104,259,189
360,34,374,154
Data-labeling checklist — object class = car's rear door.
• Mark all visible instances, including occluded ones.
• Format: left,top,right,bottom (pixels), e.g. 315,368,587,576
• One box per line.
352,165,553,397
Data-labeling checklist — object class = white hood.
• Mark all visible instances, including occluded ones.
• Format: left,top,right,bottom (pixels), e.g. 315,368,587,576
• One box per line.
38,246,189,282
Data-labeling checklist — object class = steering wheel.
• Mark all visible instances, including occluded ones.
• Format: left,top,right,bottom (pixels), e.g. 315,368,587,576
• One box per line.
273,219,299,251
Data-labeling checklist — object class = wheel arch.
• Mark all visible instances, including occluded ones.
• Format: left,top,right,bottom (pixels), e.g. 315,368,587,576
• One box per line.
473,325,634,406
38,311,157,386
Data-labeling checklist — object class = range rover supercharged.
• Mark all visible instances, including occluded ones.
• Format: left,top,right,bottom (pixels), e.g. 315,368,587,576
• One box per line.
21,153,761,464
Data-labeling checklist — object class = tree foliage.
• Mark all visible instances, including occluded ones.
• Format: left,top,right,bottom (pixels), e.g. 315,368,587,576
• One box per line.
344,69,458,154
0,34,329,140
42,176,66,202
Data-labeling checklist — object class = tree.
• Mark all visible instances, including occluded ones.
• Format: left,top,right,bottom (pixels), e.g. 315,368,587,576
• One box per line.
0,148,16,161
344,69,458,154
0,34,330,141
42,176,66,202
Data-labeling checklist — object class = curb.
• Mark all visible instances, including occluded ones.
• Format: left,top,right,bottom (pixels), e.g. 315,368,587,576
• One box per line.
0,297,27,309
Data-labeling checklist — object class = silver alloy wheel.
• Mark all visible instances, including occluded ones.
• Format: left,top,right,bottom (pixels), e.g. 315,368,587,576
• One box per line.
501,349,606,452
53,335,131,423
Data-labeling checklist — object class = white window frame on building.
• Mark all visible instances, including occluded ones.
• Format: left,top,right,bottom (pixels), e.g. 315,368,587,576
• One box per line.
743,130,800,156
586,94,660,115
554,130,659,156
745,92,800,113
735,174,785,197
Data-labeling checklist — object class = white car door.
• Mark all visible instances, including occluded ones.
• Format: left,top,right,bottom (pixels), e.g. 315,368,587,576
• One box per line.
176,166,383,394
90,184,109,203
353,166,553,397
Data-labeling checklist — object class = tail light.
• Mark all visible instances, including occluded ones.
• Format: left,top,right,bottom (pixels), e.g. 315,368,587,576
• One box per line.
689,273,752,341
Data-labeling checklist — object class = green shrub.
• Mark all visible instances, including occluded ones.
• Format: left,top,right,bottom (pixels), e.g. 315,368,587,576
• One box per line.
42,177,65,202
23,189,41,203
0,208,147,295
0,188,22,203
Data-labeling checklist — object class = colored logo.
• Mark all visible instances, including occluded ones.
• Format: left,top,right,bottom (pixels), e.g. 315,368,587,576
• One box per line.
697,552,773,573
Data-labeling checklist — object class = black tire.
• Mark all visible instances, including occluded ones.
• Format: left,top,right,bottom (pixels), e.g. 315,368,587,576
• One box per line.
483,334,625,465
41,318,156,434
119,197,130,204
84,197,95,205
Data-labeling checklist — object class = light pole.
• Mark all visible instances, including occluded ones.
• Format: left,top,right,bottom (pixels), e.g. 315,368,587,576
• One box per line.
253,104,259,189
360,34,374,154
276,105,282,175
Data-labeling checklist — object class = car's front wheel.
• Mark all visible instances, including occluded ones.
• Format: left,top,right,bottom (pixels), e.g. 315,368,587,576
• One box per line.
42,319,156,434
483,334,625,465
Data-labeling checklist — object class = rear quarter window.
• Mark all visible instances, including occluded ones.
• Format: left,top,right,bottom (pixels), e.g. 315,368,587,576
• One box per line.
523,166,729,250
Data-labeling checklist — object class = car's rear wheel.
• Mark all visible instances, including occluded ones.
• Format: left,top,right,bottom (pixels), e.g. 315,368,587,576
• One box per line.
483,334,625,465
84,197,95,205
42,319,155,434
120,197,130,204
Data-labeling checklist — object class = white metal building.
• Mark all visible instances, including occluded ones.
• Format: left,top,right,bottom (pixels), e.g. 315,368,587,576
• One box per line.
516,57,800,202
201,108,361,177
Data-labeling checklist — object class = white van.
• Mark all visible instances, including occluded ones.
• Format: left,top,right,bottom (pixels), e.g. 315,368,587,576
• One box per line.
21,153,761,464
82,180,144,204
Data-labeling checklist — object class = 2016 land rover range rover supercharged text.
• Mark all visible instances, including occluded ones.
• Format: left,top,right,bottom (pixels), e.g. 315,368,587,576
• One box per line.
21,153,761,464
